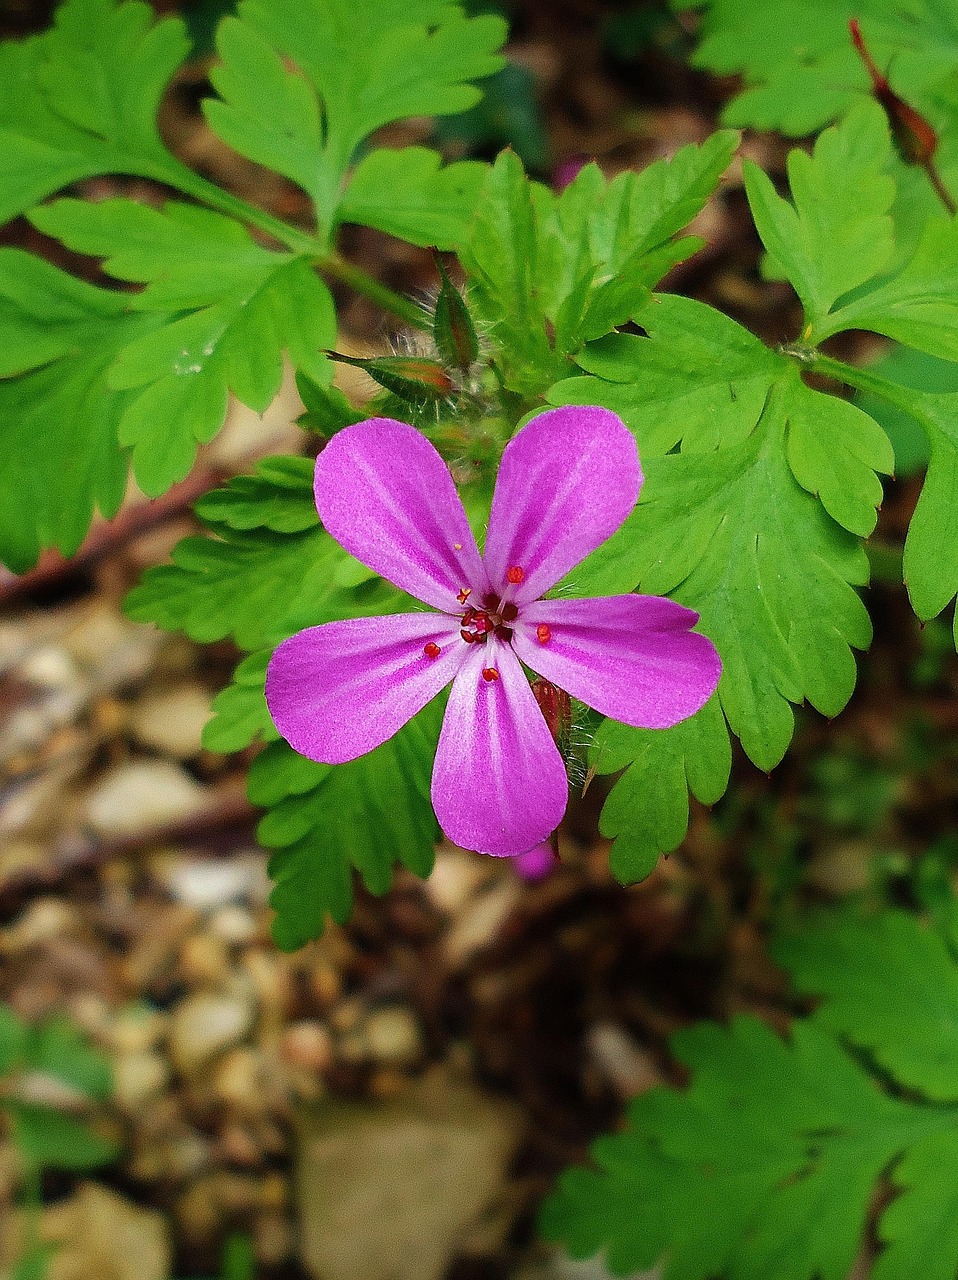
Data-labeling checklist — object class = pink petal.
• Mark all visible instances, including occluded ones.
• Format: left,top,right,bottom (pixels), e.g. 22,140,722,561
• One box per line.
513,841,559,881
314,418,488,612
483,405,640,603
431,639,568,856
513,595,722,728
266,612,463,764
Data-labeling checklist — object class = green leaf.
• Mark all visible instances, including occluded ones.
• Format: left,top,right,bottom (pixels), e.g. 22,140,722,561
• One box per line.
0,1006,27,1076
251,704,441,950
25,1017,113,1101
589,695,731,883
462,134,737,398
338,149,487,250
28,197,335,495
0,0,190,223
202,650,278,754
874,1129,958,1280
683,0,958,137
193,456,317,533
541,1015,943,1280
551,296,881,771
830,361,958,628
203,0,507,229
853,345,958,476
821,213,958,359
9,1103,116,1170
0,251,154,572
742,101,895,333
775,909,958,1101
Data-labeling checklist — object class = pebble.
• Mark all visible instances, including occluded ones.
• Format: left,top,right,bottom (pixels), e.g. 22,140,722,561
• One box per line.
63,602,164,692
85,761,208,838
364,1007,423,1068
208,904,259,946
169,992,255,1076
281,1021,334,1075
586,1023,664,1098
179,931,230,988
129,682,212,758
162,852,268,909
3,898,79,950
113,1050,169,1112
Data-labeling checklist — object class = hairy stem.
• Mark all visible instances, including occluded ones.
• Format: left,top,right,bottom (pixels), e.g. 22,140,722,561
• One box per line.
321,255,431,330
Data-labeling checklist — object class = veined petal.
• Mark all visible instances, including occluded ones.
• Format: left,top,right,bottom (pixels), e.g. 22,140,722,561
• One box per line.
483,405,640,603
431,639,568,857
514,595,721,728
266,613,462,764
314,417,488,611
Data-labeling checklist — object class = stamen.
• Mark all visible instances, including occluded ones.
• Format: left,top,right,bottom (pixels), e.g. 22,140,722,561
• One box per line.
500,602,519,623
536,624,552,644
456,587,472,604
481,667,499,682
460,629,477,644
454,542,462,550
423,642,441,659
506,565,525,584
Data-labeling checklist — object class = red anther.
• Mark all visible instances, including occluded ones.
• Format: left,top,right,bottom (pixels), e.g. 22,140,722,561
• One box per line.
481,667,499,682
462,607,475,626
500,602,519,623
456,587,472,605
506,565,525,584
460,629,477,644
536,624,552,644
423,642,441,659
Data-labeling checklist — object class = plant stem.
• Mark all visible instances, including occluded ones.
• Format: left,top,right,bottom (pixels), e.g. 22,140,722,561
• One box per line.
136,157,431,330
322,254,432,331
921,156,957,216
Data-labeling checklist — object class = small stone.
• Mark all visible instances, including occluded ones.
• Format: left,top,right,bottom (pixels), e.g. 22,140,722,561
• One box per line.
109,1005,168,1055
129,682,212,758
85,761,207,838
295,1066,523,1280
63,603,163,691
445,880,522,967
169,992,255,1076
113,1050,169,1112
39,1183,170,1280
281,1021,334,1074
213,1047,269,1110
364,1007,423,1068
162,851,267,909
586,1023,664,1098
3,898,79,950
208,904,258,945
179,931,230,988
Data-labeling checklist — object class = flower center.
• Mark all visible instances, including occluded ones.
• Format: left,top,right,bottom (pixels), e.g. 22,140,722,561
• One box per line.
458,590,519,645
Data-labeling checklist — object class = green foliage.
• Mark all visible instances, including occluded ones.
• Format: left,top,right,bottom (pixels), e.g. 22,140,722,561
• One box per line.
589,696,731,882
251,708,440,951
0,0,505,571
0,250,149,572
129,461,434,945
743,101,895,333
204,0,506,234
28,198,335,494
461,132,738,398
0,1007,116,1172
680,0,958,137
542,906,958,1280
0,0,190,223
550,294,889,872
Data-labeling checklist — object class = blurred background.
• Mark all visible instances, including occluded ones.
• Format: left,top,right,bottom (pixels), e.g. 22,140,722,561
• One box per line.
2,1,958,1277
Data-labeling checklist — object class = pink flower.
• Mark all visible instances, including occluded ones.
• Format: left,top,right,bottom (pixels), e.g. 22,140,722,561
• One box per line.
265,406,721,857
